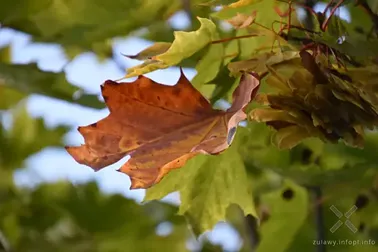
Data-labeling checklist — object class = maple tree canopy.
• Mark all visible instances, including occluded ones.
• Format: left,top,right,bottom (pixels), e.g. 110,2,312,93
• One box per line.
66,70,260,189
3,0,378,250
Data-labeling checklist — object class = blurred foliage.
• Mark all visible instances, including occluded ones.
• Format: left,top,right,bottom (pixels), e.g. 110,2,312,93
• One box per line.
1,0,378,251
0,182,191,252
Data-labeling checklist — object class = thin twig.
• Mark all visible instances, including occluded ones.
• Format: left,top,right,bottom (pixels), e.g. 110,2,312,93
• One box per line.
323,0,336,15
182,0,193,22
321,0,345,31
309,186,326,252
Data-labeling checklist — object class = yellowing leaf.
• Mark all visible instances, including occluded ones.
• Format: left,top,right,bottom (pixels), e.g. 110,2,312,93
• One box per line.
273,125,312,149
213,0,295,59
228,51,300,75
227,12,256,29
223,0,261,10
157,18,218,63
197,0,237,6
233,25,288,61
250,108,298,124
212,0,286,27
123,42,172,60
126,18,218,78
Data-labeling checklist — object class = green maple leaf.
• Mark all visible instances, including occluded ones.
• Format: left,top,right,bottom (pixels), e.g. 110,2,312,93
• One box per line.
144,131,257,236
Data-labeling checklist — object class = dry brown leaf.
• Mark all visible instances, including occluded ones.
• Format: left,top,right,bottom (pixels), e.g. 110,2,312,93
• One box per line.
227,12,256,29
66,70,260,189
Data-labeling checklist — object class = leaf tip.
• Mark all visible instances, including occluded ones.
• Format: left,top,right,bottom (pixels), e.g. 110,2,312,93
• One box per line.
121,53,135,59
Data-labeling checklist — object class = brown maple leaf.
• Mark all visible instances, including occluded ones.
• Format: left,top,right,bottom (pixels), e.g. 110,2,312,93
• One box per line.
66,70,260,189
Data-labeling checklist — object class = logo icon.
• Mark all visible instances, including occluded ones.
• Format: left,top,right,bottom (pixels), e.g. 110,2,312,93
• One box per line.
330,205,358,233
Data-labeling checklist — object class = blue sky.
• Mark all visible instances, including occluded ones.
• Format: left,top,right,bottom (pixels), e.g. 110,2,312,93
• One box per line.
0,3,350,251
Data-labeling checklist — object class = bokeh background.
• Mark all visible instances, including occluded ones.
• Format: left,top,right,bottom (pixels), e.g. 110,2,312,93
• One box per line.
2,1,374,252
